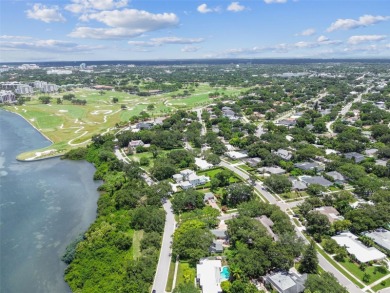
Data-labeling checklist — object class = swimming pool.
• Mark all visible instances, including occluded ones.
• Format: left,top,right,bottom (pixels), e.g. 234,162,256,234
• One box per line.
220,266,230,281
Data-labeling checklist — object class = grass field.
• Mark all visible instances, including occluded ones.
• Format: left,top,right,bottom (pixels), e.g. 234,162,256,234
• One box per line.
175,262,196,288
132,230,144,260
5,84,241,160
165,261,176,292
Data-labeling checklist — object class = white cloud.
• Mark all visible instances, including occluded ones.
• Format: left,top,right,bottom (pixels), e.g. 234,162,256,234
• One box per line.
264,0,287,3
227,2,246,12
294,41,318,48
65,0,128,14
347,35,386,45
128,37,204,47
327,15,390,32
197,4,220,13
0,39,102,52
151,37,203,45
0,35,33,40
296,28,316,36
69,9,179,39
181,46,200,52
26,3,65,23
317,35,329,42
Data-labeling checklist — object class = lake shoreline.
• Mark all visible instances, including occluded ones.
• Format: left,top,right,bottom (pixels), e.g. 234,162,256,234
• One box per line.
2,107,69,161
0,109,101,293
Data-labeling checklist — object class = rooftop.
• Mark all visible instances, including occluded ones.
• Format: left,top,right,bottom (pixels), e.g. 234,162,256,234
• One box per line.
332,232,386,263
197,259,222,293
300,176,332,187
363,229,390,251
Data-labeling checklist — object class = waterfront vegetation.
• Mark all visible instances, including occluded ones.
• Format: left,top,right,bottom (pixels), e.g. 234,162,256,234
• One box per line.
62,134,171,292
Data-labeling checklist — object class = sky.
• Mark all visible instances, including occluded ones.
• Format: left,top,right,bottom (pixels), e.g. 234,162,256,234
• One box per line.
0,0,389,62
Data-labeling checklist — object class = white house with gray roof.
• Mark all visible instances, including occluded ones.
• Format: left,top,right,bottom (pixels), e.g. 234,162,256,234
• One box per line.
265,271,307,293
196,259,222,293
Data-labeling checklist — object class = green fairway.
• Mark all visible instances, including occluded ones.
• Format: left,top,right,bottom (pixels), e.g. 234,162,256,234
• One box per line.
5,84,242,160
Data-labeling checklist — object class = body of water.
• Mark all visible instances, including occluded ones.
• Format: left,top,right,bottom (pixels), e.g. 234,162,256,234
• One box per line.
0,110,101,293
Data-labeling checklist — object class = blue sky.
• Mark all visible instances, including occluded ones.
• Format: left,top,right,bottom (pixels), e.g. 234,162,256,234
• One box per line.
0,0,389,61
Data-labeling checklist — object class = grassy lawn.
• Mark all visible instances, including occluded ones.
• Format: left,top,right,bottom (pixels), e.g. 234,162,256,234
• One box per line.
339,260,389,284
176,262,196,287
166,261,176,292
372,278,390,292
132,230,144,260
239,164,255,172
316,246,364,288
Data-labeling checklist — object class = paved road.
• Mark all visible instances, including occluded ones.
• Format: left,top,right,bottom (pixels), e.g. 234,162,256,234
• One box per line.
151,201,176,293
115,148,177,293
195,108,207,136
219,160,364,292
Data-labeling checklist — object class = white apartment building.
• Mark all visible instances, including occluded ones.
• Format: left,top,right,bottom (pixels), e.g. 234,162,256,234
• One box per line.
0,90,16,103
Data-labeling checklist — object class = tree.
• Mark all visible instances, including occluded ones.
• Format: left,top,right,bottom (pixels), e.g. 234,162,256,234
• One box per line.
151,158,177,180
307,184,326,197
306,212,331,236
139,157,150,166
264,174,292,194
205,153,221,165
332,219,351,233
172,220,213,263
224,183,254,207
305,272,348,293
56,97,62,104
39,96,52,104
323,238,339,254
147,104,155,111
171,189,205,213
299,241,318,274
112,97,119,103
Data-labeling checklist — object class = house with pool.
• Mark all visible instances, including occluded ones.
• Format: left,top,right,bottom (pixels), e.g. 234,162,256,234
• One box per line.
196,258,230,293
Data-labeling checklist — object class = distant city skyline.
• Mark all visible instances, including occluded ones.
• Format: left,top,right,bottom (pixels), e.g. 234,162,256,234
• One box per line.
1,0,389,62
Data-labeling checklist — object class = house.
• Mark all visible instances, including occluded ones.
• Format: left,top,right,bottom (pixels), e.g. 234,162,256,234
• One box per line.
136,122,153,130
256,216,278,241
258,166,286,175
344,152,365,163
196,259,222,293
299,176,332,188
332,232,386,263
211,229,228,240
242,157,261,167
173,174,183,183
375,159,388,167
188,173,209,186
210,240,224,253
225,151,248,160
274,149,293,161
128,140,144,149
204,192,215,202
325,171,346,184
364,149,378,157
363,229,390,251
289,178,307,191
180,181,193,190
175,169,210,189
294,162,325,172
265,271,307,293
314,206,344,223
195,158,213,170
277,119,297,128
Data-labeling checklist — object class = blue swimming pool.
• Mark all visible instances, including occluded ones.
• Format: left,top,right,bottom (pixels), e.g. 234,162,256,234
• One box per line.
220,266,230,281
